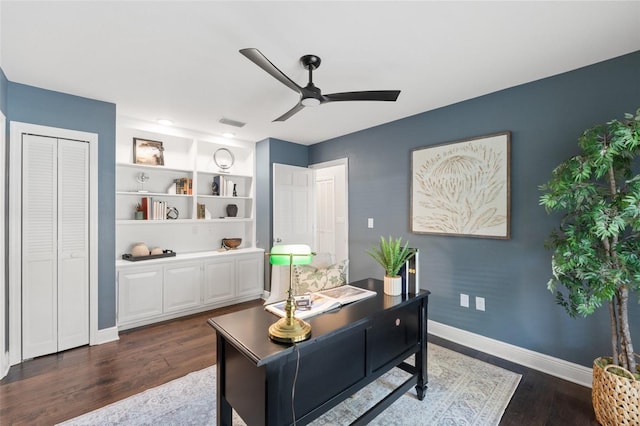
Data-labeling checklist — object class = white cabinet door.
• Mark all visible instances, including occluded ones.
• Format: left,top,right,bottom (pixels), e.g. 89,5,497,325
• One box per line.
236,253,264,298
118,266,163,324
164,262,202,313
203,258,235,304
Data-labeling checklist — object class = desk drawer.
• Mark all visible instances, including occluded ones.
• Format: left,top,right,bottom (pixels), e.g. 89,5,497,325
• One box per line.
368,305,419,372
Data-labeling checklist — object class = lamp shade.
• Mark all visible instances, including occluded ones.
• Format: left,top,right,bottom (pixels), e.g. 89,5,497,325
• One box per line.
269,244,313,265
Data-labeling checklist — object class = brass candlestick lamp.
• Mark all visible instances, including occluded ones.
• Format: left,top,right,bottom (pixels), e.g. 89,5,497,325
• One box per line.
268,244,314,343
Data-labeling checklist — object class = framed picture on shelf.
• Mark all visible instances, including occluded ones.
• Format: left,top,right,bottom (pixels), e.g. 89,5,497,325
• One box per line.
411,131,511,239
133,138,165,166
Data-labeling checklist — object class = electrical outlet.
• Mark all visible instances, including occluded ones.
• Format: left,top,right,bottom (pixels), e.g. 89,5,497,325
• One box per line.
476,296,485,311
460,293,469,308
368,218,374,228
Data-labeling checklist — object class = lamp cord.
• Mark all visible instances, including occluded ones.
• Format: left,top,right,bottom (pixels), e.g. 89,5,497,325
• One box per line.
291,343,301,426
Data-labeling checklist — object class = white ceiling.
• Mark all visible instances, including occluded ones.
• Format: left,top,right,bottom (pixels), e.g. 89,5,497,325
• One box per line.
1,1,639,145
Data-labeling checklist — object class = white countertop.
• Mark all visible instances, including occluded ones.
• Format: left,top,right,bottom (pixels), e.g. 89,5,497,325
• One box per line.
116,247,265,268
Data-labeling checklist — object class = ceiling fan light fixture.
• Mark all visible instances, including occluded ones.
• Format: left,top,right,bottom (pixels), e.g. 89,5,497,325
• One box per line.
301,97,321,107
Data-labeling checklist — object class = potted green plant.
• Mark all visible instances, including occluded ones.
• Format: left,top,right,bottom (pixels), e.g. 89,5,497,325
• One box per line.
539,108,640,425
367,236,416,295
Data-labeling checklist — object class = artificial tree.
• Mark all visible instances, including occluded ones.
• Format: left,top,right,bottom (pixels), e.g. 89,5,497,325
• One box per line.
540,108,640,376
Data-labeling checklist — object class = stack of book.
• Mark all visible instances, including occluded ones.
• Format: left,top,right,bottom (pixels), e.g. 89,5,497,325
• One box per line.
213,175,236,197
174,178,192,195
140,197,169,220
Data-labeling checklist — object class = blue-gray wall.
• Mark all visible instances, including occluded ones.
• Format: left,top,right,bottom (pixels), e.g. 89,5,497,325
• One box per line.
308,51,640,367
0,67,7,114
7,82,116,330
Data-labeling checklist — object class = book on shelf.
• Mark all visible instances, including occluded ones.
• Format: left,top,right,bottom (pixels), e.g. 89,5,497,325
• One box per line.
264,284,376,320
141,197,149,220
174,178,192,195
225,179,234,197
140,196,168,220
212,176,221,196
197,203,206,219
212,175,238,197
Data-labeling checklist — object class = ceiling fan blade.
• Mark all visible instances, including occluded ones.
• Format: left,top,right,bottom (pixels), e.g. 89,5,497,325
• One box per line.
323,90,400,103
273,103,305,122
240,48,302,94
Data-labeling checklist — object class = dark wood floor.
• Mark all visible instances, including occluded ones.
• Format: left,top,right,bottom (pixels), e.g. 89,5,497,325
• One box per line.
1,300,597,425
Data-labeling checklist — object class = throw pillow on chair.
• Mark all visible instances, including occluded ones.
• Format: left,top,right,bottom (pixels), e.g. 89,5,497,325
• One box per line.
293,259,349,295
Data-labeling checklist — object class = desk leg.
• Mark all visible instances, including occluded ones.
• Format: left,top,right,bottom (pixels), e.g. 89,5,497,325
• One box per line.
415,298,428,400
217,335,233,426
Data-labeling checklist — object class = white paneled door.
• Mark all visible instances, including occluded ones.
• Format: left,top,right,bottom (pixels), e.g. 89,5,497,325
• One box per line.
22,134,89,359
273,163,314,247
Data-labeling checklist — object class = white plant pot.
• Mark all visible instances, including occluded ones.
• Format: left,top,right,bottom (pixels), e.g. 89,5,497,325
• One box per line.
384,275,402,296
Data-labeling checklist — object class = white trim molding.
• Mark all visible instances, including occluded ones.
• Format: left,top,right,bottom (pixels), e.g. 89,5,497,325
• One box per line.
94,326,119,345
0,111,6,379
428,320,593,388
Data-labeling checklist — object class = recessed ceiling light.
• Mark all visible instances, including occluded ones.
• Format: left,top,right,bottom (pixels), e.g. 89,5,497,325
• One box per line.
222,132,235,138
157,119,173,126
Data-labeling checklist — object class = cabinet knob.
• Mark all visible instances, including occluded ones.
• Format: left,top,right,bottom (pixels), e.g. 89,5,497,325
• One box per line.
395,318,401,326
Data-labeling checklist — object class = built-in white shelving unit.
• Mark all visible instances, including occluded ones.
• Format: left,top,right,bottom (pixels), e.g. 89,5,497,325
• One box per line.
114,117,263,331
115,117,257,257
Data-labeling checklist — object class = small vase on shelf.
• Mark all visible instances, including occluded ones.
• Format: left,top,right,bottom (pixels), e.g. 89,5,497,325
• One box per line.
226,204,238,217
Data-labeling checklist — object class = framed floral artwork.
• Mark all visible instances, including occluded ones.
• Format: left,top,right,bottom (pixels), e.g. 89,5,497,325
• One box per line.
411,132,511,239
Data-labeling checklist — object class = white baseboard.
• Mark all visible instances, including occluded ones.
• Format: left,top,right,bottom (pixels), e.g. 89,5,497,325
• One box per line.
92,325,120,345
428,320,593,388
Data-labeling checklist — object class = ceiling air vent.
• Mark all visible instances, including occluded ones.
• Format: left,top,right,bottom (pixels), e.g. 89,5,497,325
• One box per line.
219,118,246,128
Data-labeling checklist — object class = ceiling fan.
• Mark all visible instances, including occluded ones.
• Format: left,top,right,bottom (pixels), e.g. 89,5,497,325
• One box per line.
240,48,401,122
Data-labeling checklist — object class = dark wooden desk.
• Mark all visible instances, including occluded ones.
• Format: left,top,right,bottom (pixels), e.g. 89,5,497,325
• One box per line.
208,278,429,426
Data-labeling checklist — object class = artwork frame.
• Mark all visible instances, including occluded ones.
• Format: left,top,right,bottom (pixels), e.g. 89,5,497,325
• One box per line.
411,131,511,239
133,137,165,166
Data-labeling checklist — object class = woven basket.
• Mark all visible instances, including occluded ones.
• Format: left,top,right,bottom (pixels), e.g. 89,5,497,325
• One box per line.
592,356,640,426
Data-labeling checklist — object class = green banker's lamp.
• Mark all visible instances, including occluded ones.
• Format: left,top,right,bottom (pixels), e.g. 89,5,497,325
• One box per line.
268,244,314,343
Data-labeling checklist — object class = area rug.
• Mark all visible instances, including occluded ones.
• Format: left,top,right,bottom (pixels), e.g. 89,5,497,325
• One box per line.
59,343,521,426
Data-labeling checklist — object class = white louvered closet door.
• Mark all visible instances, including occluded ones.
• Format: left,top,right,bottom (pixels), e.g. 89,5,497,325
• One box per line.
22,135,89,359
57,139,89,351
22,135,58,359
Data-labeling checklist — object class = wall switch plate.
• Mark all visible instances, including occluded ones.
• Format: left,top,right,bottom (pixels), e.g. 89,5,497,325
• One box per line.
460,293,469,308
476,296,485,311
367,218,374,228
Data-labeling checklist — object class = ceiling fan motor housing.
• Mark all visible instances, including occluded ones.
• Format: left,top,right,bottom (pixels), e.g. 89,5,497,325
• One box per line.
300,54,321,70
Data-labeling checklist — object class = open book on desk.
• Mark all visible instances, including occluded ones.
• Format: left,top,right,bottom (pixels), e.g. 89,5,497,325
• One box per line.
265,284,377,320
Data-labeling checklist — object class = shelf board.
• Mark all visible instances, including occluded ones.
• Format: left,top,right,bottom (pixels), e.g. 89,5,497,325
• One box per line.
200,218,252,222
116,218,252,225
196,194,251,200
117,219,193,225
116,191,193,197
196,170,252,179
117,162,192,174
